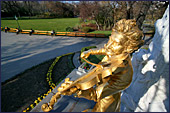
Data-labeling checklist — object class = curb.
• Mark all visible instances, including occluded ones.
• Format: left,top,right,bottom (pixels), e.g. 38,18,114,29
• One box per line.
1,27,107,38
73,52,81,69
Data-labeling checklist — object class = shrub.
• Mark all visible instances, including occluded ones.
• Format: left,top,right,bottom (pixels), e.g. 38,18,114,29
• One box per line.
84,23,98,30
79,18,84,23
81,27,91,33
43,12,50,18
81,46,97,53
66,27,74,32
80,46,105,66
73,24,81,31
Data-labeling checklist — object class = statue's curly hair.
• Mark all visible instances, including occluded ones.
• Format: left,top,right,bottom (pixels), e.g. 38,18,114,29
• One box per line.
112,19,144,53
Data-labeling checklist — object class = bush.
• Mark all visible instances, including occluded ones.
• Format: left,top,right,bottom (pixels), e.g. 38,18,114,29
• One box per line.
43,12,50,18
73,24,81,31
80,46,105,65
66,27,74,32
81,27,91,33
82,23,98,30
79,18,84,23
81,46,97,53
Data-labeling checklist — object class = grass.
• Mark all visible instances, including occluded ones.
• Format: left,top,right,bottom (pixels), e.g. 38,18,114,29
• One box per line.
1,18,111,36
90,30,112,37
1,18,80,32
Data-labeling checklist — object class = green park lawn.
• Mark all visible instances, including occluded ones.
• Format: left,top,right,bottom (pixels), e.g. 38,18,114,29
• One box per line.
1,18,111,36
91,30,112,36
1,18,79,32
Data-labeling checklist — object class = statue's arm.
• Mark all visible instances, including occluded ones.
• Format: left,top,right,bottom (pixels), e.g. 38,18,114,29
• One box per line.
81,48,107,59
80,48,107,68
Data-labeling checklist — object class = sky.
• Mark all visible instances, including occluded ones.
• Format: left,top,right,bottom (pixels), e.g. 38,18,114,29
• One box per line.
60,1,80,3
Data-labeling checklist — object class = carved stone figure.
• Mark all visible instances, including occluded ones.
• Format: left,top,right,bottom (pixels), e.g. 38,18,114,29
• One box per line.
41,19,144,112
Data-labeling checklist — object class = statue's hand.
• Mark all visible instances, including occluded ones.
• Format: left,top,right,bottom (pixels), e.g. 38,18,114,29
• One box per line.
75,88,97,102
57,78,77,95
80,51,90,59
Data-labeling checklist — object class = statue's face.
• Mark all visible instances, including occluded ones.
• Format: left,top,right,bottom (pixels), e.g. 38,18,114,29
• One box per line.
105,32,127,55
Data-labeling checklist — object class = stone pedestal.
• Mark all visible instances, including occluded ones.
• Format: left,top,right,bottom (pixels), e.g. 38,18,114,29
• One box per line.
121,6,169,112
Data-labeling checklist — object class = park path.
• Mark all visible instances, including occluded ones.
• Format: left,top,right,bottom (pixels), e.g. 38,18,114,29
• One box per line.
1,31,108,82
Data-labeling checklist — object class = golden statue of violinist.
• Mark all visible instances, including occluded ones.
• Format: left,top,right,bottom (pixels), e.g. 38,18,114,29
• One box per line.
41,19,144,112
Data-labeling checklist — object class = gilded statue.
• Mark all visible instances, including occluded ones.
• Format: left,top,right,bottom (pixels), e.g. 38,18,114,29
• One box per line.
41,19,144,112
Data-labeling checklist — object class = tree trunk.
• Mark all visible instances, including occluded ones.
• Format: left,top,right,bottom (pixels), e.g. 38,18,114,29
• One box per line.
126,1,135,19
95,21,100,30
136,1,152,30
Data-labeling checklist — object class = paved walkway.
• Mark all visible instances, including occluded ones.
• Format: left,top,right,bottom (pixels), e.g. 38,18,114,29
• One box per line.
1,31,108,82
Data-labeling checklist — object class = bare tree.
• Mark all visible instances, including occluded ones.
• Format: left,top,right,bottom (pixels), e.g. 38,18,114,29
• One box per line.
146,1,169,22
126,1,136,19
78,1,168,30
79,1,115,30
1,1,42,17
114,1,152,29
2,1,21,17
134,1,152,29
